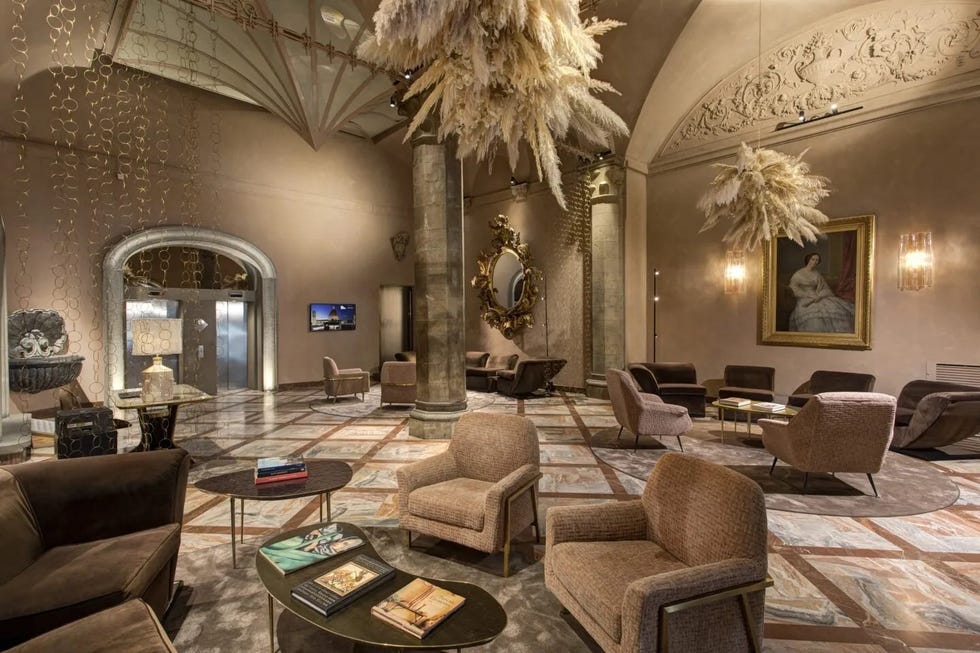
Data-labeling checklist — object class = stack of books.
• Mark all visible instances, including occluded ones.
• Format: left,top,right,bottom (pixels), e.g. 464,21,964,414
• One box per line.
717,397,752,407
255,457,308,484
753,401,787,412
290,554,396,617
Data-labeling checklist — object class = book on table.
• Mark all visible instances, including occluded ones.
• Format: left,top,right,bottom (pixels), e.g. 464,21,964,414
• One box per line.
260,523,366,574
753,401,787,412
255,457,307,484
717,397,752,407
371,578,466,639
290,555,396,617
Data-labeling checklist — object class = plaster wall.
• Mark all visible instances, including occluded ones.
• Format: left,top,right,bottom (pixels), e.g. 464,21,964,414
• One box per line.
463,187,586,389
1,71,413,409
645,97,980,398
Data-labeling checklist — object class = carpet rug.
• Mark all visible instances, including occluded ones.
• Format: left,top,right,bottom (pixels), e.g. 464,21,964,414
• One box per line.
589,423,959,518
163,527,589,652
310,388,496,419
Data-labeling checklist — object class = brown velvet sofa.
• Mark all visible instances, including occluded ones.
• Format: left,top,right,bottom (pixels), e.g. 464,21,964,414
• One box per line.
628,362,707,417
545,452,770,653
890,379,980,450
496,358,567,397
9,600,176,653
718,365,776,422
465,352,518,392
0,449,189,648
787,370,876,408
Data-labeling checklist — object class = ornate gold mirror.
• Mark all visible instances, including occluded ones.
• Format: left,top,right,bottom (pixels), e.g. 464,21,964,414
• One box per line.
472,215,541,339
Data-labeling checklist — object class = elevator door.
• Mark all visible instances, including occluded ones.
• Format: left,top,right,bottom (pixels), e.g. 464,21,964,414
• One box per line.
216,301,248,392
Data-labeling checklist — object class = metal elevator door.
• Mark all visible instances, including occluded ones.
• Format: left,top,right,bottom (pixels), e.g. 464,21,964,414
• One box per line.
216,301,248,392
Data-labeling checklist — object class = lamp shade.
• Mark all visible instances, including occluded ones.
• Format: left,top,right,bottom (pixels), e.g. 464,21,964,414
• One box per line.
131,319,183,356
898,232,934,291
724,249,747,294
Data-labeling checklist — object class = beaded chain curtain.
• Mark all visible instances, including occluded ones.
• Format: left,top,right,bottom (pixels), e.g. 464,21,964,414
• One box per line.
5,0,226,444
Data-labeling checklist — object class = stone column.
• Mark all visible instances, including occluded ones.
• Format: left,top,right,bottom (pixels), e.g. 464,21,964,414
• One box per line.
585,160,626,399
402,101,467,438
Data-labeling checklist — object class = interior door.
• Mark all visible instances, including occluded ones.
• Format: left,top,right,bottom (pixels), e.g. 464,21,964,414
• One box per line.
379,285,413,362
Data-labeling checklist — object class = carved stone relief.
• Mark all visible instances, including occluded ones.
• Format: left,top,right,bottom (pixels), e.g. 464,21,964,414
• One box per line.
662,2,980,155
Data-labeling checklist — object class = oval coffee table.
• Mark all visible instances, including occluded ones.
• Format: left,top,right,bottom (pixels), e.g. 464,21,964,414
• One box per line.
257,523,507,653
195,460,352,567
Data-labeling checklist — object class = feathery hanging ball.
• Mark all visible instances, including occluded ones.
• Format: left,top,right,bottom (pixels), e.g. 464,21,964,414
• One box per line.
698,143,831,252
358,0,629,209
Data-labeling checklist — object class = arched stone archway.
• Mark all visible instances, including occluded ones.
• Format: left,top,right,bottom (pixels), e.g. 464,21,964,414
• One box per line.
103,227,278,397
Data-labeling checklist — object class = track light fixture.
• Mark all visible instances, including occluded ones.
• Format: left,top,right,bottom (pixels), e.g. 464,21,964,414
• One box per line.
776,104,863,131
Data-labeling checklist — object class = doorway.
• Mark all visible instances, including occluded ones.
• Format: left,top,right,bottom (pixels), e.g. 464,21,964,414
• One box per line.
379,285,413,362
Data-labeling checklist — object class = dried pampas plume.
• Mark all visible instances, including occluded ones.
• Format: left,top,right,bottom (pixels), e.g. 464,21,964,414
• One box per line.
698,143,831,252
358,0,629,209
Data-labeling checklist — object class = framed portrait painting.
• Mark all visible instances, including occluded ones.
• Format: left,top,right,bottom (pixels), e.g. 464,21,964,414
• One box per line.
759,215,875,350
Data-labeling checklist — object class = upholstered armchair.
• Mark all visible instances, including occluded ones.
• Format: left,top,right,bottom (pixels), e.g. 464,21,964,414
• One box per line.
546,453,771,653
380,361,416,406
891,379,980,449
394,351,416,362
322,356,370,401
718,365,776,422
496,358,566,396
397,413,541,576
465,352,518,392
607,369,691,452
628,363,707,417
760,392,897,496
0,449,189,648
787,370,876,408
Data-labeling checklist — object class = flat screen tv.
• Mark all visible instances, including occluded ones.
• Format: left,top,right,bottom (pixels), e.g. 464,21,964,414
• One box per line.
310,303,356,332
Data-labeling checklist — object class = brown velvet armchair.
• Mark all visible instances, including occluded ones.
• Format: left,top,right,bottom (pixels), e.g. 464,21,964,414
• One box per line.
607,369,692,452
465,352,518,392
760,392,897,496
322,356,370,401
787,370,876,408
546,453,771,653
397,412,541,576
380,361,416,406
628,363,707,417
496,358,566,396
0,449,189,648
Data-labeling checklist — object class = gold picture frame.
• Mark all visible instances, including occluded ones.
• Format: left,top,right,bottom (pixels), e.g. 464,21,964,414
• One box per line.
471,215,541,339
759,214,875,350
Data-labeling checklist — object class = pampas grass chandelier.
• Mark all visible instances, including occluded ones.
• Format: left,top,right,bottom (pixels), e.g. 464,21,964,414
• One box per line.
358,0,629,209
698,142,831,252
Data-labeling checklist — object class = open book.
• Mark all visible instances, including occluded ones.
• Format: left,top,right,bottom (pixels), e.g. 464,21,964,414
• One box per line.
371,578,466,639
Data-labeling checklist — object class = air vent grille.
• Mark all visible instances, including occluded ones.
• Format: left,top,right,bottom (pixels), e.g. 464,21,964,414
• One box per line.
928,362,980,386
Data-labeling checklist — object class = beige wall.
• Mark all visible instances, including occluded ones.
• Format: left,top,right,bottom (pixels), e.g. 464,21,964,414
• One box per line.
463,186,586,389
1,69,413,409
644,97,980,398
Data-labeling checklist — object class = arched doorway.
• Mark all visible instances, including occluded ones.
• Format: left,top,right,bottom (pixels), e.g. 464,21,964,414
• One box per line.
103,227,278,398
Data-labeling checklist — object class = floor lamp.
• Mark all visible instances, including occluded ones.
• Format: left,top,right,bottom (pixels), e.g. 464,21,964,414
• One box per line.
652,269,659,362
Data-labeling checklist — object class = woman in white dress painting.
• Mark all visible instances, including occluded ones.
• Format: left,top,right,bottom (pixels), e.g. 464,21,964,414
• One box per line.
788,253,855,333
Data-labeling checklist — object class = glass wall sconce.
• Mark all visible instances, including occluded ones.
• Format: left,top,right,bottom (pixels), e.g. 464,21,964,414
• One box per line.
724,250,746,294
898,232,933,291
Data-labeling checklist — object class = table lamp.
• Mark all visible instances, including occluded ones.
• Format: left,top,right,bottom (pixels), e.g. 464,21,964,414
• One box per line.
131,318,183,402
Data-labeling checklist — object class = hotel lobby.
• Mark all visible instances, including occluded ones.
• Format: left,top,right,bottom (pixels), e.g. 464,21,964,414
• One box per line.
1,1,979,652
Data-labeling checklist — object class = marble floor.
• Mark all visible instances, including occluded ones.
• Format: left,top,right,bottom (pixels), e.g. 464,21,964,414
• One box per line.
32,387,980,652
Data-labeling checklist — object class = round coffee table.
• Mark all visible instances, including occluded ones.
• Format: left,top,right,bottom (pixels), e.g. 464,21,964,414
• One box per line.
257,523,507,653
195,460,352,567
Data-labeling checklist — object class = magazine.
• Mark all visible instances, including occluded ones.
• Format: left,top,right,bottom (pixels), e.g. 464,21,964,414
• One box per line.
371,578,466,639
290,555,396,617
260,523,365,574
753,401,787,412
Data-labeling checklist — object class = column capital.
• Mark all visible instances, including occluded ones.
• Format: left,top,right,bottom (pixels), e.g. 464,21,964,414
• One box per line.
398,93,440,147
588,160,625,204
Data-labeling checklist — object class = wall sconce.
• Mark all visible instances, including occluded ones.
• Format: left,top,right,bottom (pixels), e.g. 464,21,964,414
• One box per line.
898,231,933,291
724,249,746,294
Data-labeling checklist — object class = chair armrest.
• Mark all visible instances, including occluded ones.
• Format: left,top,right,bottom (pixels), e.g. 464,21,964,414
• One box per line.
757,418,789,432
9,449,189,548
546,500,646,547
397,452,457,516
338,368,365,375
641,398,688,416
621,558,767,653
482,464,541,544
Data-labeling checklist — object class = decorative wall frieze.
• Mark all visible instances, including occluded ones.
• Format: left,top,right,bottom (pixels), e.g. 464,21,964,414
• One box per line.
660,1,980,158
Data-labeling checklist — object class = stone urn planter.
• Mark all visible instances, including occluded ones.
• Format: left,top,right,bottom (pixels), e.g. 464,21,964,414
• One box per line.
8,309,84,394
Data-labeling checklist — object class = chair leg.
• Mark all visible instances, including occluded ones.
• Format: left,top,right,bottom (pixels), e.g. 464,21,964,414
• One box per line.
769,457,778,475
530,488,541,544
867,473,879,497
675,435,684,452
616,425,624,441
739,593,762,653
634,432,640,453
802,472,809,491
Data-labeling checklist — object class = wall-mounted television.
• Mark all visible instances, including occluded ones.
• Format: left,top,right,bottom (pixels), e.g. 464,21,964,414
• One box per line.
310,303,356,332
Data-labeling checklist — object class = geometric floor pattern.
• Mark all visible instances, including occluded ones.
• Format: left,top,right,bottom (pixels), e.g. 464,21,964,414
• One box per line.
31,387,980,652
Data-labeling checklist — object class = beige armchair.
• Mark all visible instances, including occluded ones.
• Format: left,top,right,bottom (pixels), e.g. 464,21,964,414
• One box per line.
760,391,897,496
606,369,692,452
322,357,370,402
397,413,541,577
546,453,771,653
380,361,416,406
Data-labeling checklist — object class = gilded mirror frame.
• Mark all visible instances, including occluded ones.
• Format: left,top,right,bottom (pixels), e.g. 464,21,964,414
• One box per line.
471,215,541,339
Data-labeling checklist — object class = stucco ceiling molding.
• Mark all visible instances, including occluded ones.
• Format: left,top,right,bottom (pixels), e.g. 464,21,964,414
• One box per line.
659,1,980,161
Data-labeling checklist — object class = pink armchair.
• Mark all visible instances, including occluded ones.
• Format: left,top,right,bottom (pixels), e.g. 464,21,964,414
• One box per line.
606,369,692,452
